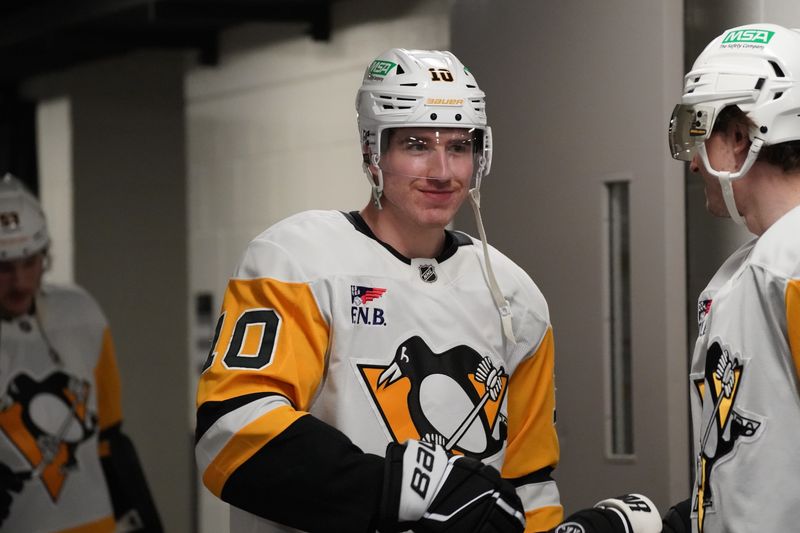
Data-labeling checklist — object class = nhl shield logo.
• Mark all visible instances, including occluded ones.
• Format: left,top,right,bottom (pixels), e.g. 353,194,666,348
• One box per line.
418,264,437,283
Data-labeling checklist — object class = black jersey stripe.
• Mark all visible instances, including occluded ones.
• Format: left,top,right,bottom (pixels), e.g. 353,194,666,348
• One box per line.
507,465,555,488
221,414,384,532
195,392,287,443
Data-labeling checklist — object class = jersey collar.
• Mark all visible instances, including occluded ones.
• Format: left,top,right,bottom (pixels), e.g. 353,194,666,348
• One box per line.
342,211,471,265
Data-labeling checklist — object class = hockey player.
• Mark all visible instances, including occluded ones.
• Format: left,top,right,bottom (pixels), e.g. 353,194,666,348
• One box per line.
664,22,800,533
195,48,562,532
0,174,161,532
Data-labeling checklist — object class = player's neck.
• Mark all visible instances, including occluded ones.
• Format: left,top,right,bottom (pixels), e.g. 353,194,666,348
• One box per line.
740,166,800,235
360,203,446,259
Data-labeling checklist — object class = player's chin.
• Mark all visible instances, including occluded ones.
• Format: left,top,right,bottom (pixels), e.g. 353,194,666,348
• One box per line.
415,206,458,228
0,296,33,317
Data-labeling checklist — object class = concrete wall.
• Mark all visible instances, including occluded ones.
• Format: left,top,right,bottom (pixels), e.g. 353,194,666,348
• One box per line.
452,0,688,513
24,51,191,533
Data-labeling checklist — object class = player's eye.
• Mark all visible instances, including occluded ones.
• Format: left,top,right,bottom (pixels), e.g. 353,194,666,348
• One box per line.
448,139,472,154
402,136,429,152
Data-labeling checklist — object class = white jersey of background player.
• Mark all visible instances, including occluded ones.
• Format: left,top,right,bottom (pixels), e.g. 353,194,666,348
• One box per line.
195,49,564,532
667,23,800,533
0,174,160,532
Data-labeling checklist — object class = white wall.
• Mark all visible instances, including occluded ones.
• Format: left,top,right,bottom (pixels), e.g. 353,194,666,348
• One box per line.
36,97,74,284
185,1,453,530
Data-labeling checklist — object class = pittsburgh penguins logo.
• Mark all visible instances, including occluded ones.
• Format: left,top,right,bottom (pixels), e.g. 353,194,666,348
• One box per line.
0,371,97,501
693,341,762,532
357,336,508,459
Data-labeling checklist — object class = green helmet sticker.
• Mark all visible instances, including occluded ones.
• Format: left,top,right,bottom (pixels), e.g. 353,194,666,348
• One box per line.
722,29,775,45
369,60,397,77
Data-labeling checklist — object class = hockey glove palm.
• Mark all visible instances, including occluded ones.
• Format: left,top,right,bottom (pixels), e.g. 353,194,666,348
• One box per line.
552,494,661,533
380,439,525,532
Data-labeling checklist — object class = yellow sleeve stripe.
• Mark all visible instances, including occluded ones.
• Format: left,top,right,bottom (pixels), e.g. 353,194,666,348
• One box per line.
94,327,123,431
203,405,307,497
502,327,559,479
197,278,329,410
525,505,564,533
786,280,800,387
60,514,115,533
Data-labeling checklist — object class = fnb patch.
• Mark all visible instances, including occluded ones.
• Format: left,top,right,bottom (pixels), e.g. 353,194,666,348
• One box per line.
351,285,387,326
351,285,386,305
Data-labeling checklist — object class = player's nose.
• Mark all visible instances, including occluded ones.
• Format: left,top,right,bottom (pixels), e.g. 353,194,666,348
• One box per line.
427,149,454,181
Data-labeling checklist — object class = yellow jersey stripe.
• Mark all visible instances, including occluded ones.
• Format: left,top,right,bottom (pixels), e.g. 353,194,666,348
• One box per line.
786,279,800,387
94,328,123,431
197,278,329,410
203,405,307,497
58,514,115,533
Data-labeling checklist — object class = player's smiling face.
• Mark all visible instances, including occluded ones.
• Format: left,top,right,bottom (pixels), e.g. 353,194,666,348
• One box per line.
378,127,474,229
0,252,45,319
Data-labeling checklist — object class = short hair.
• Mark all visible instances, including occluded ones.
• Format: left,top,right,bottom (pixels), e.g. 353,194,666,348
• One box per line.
713,106,800,173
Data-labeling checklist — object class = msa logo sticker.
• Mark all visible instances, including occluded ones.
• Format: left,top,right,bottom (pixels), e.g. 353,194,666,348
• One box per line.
356,336,508,459
351,285,387,326
721,29,774,46
368,60,396,78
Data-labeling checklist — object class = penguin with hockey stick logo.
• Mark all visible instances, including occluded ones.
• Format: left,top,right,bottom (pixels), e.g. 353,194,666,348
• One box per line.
377,335,508,459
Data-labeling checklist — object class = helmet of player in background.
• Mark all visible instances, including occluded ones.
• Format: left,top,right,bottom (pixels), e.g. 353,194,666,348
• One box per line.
0,173,50,260
669,23,800,223
355,48,492,208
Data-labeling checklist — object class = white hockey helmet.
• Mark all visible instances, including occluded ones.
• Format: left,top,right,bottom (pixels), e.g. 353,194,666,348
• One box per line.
356,48,492,207
0,173,49,260
669,23,800,224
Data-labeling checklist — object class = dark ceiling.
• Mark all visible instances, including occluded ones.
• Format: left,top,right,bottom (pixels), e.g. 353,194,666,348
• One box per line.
0,0,334,86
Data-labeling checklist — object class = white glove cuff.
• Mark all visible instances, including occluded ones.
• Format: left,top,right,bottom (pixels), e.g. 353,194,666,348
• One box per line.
397,440,449,522
594,494,662,533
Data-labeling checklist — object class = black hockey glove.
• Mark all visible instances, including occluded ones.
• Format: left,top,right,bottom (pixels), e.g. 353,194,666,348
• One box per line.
379,439,525,532
0,462,26,526
661,498,690,533
550,494,661,533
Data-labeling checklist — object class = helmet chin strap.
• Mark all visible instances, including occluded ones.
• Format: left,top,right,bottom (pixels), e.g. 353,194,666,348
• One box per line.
467,187,515,344
364,153,384,209
698,138,764,226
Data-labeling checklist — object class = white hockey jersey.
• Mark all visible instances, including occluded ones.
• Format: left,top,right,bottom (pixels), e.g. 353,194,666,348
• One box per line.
195,210,562,532
0,284,122,533
689,205,800,533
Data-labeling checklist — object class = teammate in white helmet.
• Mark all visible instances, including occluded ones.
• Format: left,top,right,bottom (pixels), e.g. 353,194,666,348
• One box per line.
664,22,800,533
0,173,161,532
195,48,563,532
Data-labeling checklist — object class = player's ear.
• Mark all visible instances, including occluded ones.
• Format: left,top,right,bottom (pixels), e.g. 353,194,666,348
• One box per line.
731,121,751,155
